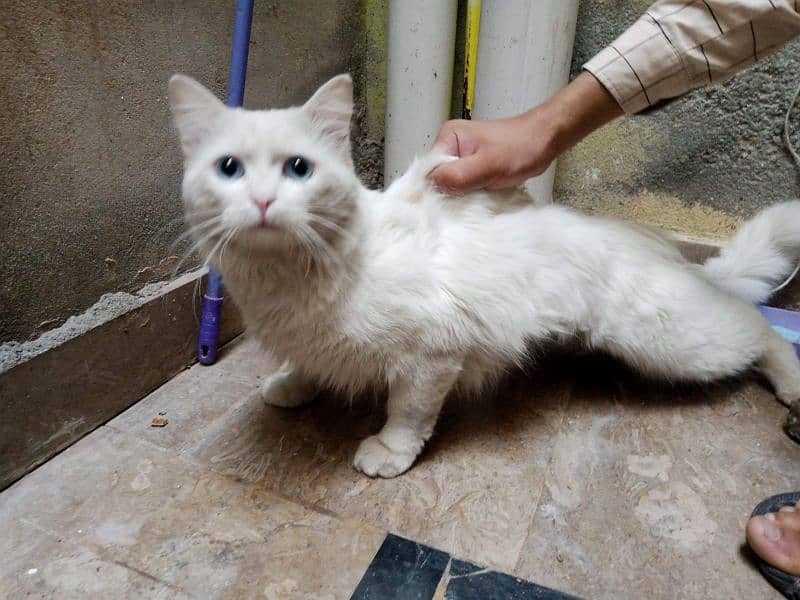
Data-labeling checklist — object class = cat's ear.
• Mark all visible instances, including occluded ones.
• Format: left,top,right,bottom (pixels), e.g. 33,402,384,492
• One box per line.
168,74,225,156
303,74,353,159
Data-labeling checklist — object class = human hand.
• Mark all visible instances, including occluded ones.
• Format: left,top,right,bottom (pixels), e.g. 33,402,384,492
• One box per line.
428,72,624,194
428,111,557,193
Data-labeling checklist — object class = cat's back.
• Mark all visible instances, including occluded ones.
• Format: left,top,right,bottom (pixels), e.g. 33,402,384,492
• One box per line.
374,152,541,239
359,158,575,312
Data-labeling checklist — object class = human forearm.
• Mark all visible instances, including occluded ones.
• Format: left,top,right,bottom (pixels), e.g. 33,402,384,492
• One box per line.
586,0,800,114
429,72,622,193
532,71,624,164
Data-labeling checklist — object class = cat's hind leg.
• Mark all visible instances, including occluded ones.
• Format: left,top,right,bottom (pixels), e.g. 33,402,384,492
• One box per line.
353,356,462,478
758,333,800,441
758,332,800,407
592,269,800,396
260,363,318,408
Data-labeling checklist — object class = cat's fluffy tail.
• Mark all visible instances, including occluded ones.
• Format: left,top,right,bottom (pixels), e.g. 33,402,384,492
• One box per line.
702,200,800,304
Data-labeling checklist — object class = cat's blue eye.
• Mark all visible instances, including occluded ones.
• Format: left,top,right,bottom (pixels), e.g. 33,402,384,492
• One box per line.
283,156,313,181
217,156,244,180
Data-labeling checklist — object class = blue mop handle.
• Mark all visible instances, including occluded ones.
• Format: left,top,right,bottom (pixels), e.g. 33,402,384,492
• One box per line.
198,0,254,365
225,0,255,108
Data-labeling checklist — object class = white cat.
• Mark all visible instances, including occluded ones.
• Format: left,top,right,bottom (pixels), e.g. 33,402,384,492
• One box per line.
169,73,800,478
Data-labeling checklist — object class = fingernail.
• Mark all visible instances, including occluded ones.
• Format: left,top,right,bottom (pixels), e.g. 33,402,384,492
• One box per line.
759,518,782,542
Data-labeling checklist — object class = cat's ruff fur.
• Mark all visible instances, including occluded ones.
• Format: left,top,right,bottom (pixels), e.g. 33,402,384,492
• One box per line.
169,73,800,478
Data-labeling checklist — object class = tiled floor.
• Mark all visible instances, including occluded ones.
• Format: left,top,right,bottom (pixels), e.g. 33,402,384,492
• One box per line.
2,336,798,598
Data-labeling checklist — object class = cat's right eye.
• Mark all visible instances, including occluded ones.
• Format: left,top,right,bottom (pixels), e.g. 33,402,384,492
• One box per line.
217,156,244,180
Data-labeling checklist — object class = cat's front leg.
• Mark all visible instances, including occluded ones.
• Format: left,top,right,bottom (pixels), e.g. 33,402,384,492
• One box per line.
260,363,317,408
353,357,461,478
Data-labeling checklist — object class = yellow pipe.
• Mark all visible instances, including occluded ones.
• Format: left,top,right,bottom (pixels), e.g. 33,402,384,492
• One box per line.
462,0,481,119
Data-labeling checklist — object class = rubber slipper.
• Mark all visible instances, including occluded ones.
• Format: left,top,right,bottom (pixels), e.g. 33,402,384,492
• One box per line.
749,492,800,600
786,403,800,444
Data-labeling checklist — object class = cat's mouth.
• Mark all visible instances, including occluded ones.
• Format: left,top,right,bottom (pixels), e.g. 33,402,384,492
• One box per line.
255,219,281,231
235,220,288,247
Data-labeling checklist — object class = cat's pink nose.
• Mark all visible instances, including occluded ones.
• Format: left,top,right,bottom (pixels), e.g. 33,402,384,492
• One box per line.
252,198,274,217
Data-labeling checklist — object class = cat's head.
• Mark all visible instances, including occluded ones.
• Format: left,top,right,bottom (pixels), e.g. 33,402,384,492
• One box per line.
168,74,360,261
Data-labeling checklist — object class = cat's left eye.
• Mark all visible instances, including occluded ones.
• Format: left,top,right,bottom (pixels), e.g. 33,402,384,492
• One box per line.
217,156,244,180
283,156,314,181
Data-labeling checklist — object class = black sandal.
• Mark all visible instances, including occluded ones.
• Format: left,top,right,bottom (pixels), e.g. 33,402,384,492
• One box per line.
786,403,800,444
749,492,800,600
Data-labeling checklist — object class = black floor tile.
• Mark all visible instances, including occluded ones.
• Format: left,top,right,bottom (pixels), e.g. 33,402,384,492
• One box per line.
350,533,450,599
351,534,580,600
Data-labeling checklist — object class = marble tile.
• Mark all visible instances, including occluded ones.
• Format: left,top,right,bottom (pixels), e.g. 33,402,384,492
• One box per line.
176,370,570,572
1,427,385,599
514,355,799,600
0,519,187,599
116,470,384,600
113,328,570,570
109,336,269,452
96,328,800,597
0,429,199,535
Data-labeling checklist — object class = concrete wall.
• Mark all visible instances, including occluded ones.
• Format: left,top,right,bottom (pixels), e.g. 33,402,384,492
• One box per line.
556,2,800,240
7,0,797,344
0,0,381,343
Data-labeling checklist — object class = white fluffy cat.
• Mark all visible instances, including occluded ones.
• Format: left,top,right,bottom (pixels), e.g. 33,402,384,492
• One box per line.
169,73,800,478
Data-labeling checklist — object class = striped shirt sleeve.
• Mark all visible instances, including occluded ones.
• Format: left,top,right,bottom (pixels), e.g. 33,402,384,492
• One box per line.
584,0,800,114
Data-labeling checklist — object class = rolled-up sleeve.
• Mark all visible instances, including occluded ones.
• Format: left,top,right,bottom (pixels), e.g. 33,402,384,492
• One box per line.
584,0,800,114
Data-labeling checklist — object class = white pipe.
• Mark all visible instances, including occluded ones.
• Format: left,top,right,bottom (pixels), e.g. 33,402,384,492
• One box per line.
384,0,458,184
473,0,580,202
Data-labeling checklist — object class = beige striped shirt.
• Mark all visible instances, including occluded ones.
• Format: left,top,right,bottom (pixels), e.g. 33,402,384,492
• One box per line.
584,0,800,114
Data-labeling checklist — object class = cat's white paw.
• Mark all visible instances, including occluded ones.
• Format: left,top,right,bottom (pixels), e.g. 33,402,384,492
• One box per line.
777,382,800,407
776,373,800,405
353,435,418,478
259,371,313,408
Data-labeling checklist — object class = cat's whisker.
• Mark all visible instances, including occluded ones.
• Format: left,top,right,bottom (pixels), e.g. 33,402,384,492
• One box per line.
299,224,344,275
179,227,226,263
201,224,240,271
219,227,240,272
181,214,226,234
171,224,230,278
310,211,350,225
289,226,317,270
292,224,336,278
205,227,231,263
148,209,223,247
168,216,226,253
307,214,354,243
